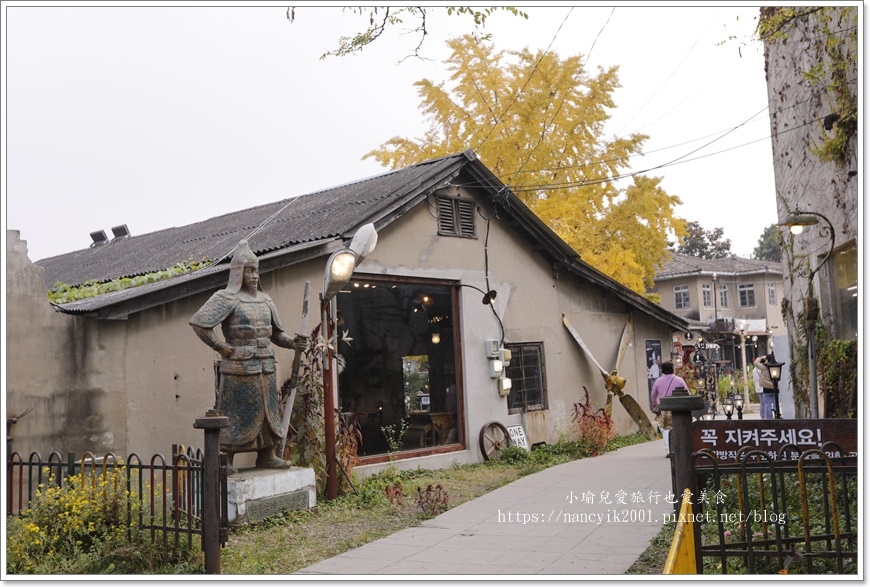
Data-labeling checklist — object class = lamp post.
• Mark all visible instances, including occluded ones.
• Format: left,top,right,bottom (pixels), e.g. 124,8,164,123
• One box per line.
321,224,378,500
779,211,835,419
765,355,785,420
735,319,750,401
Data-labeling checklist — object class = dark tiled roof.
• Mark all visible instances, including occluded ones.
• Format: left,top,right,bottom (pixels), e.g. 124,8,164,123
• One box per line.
37,153,467,288
656,252,784,279
36,150,689,331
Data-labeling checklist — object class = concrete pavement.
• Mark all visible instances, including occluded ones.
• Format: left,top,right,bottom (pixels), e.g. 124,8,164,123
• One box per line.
296,404,763,577
297,440,675,576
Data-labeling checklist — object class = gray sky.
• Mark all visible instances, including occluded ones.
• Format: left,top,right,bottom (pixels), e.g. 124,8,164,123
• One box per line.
4,2,778,263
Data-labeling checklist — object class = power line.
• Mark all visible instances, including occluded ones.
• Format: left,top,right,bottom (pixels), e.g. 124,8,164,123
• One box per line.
509,7,616,184
612,9,721,138
473,7,574,153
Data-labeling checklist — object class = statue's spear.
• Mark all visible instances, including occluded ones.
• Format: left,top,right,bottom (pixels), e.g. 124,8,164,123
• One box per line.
279,281,311,457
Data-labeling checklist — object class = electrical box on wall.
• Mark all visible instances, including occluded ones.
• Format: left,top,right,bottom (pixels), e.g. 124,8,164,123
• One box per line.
485,339,500,358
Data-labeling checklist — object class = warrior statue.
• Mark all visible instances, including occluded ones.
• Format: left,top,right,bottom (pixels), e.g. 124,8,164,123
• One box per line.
190,240,307,474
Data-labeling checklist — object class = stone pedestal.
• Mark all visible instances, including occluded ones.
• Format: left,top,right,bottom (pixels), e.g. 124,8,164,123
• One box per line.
227,466,316,526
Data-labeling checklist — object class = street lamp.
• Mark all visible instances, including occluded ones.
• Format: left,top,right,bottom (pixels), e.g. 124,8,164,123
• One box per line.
322,223,378,500
765,355,785,420
722,392,735,420
735,319,750,402
779,210,835,419
733,392,745,420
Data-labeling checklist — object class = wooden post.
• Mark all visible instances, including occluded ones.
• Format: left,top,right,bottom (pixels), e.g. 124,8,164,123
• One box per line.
194,409,229,574
660,386,705,573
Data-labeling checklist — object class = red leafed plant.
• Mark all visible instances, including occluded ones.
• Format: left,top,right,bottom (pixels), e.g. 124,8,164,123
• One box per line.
571,386,615,457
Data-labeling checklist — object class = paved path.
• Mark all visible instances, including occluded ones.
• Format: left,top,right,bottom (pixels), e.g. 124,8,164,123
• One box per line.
297,441,675,576
297,404,762,576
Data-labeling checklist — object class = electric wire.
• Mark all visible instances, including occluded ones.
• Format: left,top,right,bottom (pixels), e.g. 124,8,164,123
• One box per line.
473,7,573,154
508,7,615,184
612,9,720,138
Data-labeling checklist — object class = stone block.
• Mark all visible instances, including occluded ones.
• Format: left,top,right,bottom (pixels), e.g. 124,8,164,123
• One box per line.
227,466,316,526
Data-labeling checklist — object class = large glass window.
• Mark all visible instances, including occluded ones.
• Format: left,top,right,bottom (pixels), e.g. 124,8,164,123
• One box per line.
337,276,461,459
504,342,548,414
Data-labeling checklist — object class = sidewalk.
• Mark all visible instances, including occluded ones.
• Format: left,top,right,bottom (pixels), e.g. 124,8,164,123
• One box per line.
296,440,677,576
296,405,765,576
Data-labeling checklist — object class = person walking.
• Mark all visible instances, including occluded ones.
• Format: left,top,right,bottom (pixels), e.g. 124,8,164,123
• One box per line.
650,361,688,457
754,354,776,419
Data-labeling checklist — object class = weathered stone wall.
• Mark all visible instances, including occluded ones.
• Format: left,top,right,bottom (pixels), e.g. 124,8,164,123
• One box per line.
7,230,128,458
763,7,858,302
762,6,859,416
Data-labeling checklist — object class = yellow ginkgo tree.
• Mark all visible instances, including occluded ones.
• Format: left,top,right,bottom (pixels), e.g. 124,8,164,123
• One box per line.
364,34,686,296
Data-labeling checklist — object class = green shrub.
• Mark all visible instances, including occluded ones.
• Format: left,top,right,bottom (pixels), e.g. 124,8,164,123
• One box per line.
6,467,202,574
499,445,530,464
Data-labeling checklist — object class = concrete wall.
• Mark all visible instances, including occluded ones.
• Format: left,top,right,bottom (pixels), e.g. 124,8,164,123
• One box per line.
7,230,128,458
7,187,678,471
763,7,859,330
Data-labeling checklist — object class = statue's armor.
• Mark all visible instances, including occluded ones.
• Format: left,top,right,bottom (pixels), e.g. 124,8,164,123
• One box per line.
191,290,287,448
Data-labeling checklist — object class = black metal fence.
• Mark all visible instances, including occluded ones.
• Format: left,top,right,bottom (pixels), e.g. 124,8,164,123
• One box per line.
692,443,858,574
6,446,228,556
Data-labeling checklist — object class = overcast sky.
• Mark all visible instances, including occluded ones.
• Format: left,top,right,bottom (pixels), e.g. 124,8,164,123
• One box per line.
4,2,780,263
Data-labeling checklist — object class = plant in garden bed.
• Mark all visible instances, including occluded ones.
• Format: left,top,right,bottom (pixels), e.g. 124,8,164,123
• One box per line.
571,386,616,456
6,467,202,575
285,324,360,496
416,484,449,518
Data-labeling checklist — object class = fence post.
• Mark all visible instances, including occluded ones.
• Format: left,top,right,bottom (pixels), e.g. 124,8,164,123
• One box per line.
660,386,705,573
194,409,228,574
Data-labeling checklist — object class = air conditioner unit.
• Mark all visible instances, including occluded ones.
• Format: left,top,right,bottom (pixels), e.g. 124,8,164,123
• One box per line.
485,339,500,358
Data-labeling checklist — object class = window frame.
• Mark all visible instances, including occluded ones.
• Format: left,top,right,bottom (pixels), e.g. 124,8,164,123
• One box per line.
674,285,690,310
504,342,548,415
718,285,730,308
767,282,777,306
702,283,713,308
738,283,756,308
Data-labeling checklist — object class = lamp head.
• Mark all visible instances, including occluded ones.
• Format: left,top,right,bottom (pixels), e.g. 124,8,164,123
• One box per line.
348,223,378,264
722,395,734,417
780,214,819,236
323,250,356,302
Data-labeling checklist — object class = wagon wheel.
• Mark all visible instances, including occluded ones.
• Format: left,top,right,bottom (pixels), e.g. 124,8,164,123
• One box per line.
479,421,512,461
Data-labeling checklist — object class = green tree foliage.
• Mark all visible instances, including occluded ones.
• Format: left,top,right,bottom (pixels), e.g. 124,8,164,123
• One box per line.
673,220,732,259
290,6,528,60
364,35,686,295
752,223,783,262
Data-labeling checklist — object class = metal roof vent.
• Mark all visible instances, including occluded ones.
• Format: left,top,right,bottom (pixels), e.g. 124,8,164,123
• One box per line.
90,230,108,247
111,224,130,241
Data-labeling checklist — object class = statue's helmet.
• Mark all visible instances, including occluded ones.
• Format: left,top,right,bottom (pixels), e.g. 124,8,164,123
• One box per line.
226,240,260,293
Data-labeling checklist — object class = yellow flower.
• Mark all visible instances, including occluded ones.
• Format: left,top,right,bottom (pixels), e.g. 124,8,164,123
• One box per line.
778,569,789,574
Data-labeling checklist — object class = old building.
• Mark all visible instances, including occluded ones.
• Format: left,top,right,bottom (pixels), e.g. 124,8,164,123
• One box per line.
652,252,785,370
8,151,688,474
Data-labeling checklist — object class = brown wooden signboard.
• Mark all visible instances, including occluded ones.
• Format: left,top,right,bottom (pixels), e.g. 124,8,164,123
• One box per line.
691,419,857,463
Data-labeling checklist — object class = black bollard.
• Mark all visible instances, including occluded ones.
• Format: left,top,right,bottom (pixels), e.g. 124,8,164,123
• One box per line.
194,409,229,574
